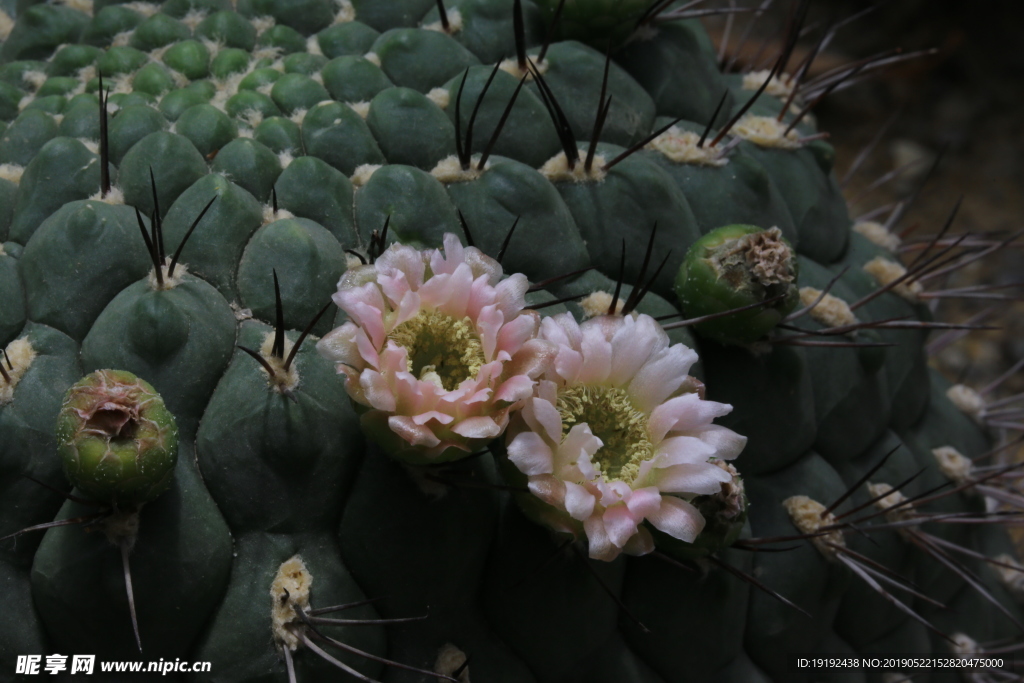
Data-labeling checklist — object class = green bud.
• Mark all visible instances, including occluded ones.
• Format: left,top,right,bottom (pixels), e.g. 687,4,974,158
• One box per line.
56,370,178,506
675,224,799,345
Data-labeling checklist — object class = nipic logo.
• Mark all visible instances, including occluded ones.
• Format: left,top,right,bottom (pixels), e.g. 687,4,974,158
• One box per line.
16,654,95,675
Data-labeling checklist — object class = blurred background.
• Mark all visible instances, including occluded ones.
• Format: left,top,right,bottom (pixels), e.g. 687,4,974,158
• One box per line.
704,0,1024,394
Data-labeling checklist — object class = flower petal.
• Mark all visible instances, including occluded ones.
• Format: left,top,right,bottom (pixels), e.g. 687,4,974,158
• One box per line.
623,525,654,556
584,515,617,561
625,486,663,518
388,415,441,448
648,393,733,442
603,504,641,549
607,315,663,386
647,495,705,543
507,431,555,476
451,415,502,439
645,462,732,495
564,481,596,520
694,424,747,460
627,344,699,413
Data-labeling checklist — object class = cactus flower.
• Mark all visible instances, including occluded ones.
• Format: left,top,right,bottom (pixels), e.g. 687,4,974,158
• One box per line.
504,313,747,561
317,234,555,464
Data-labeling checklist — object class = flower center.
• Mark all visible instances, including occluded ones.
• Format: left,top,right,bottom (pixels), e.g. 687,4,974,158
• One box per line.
556,385,653,483
388,310,485,391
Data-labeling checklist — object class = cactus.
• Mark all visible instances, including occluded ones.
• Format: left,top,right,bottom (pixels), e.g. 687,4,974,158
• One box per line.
1,1,1022,682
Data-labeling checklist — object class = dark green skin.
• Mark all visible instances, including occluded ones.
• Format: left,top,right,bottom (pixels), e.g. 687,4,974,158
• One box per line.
0,323,81,564
300,100,385,174
624,529,753,681
273,155,358,246
45,44,101,76
224,90,283,123
442,65,562,169
354,163,460,249
675,224,799,345
119,131,208,218
340,449,539,683
372,27,481,92
80,6,145,47
739,140,851,265
238,0,336,36
174,103,238,158
107,103,168,166
35,76,78,97
0,81,22,121
130,13,191,51
31,441,233,664
703,341,817,476
282,52,327,76
8,137,103,245
316,21,381,59
742,453,852,682
18,201,150,341
321,55,395,103
556,142,702,302
0,246,24,345
350,0,437,32
445,156,591,284
257,24,308,55
366,87,456,170
21,94,65,115
57,93,100,140
192,531,386,682
832,232,932,430
238,66,283,92
210,137,282,202
96,45,148,76
0,108,58,167
420,0,546,65
80,274,236,434
131,62,177,97
526,41,657,148
159,174,264,302
254,115,302,153
533,0,653,49
642,118,798,244
197,321,364,532
161,39,211,80
616,20,735,126
237,218,347,338
210,47,254,79
0,183,15,241
830,432,929,647
195,11,258,51
796,255,892,464
0,4,87,62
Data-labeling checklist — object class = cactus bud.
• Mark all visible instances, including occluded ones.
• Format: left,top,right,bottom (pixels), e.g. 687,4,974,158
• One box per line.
675,224,798,345
55,369,178,506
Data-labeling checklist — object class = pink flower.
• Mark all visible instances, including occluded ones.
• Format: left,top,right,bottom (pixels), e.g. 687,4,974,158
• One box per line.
504,313,747,561
317,234,555,463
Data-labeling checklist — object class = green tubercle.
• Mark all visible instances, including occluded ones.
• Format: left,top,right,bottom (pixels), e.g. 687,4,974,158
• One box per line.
675,223,799,345
56,369,178,507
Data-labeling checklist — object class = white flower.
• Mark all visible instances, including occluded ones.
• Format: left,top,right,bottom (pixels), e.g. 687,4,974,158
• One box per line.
505,313,746,560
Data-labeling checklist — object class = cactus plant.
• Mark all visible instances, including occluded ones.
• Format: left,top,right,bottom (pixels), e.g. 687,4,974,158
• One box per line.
1,1,1022,682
